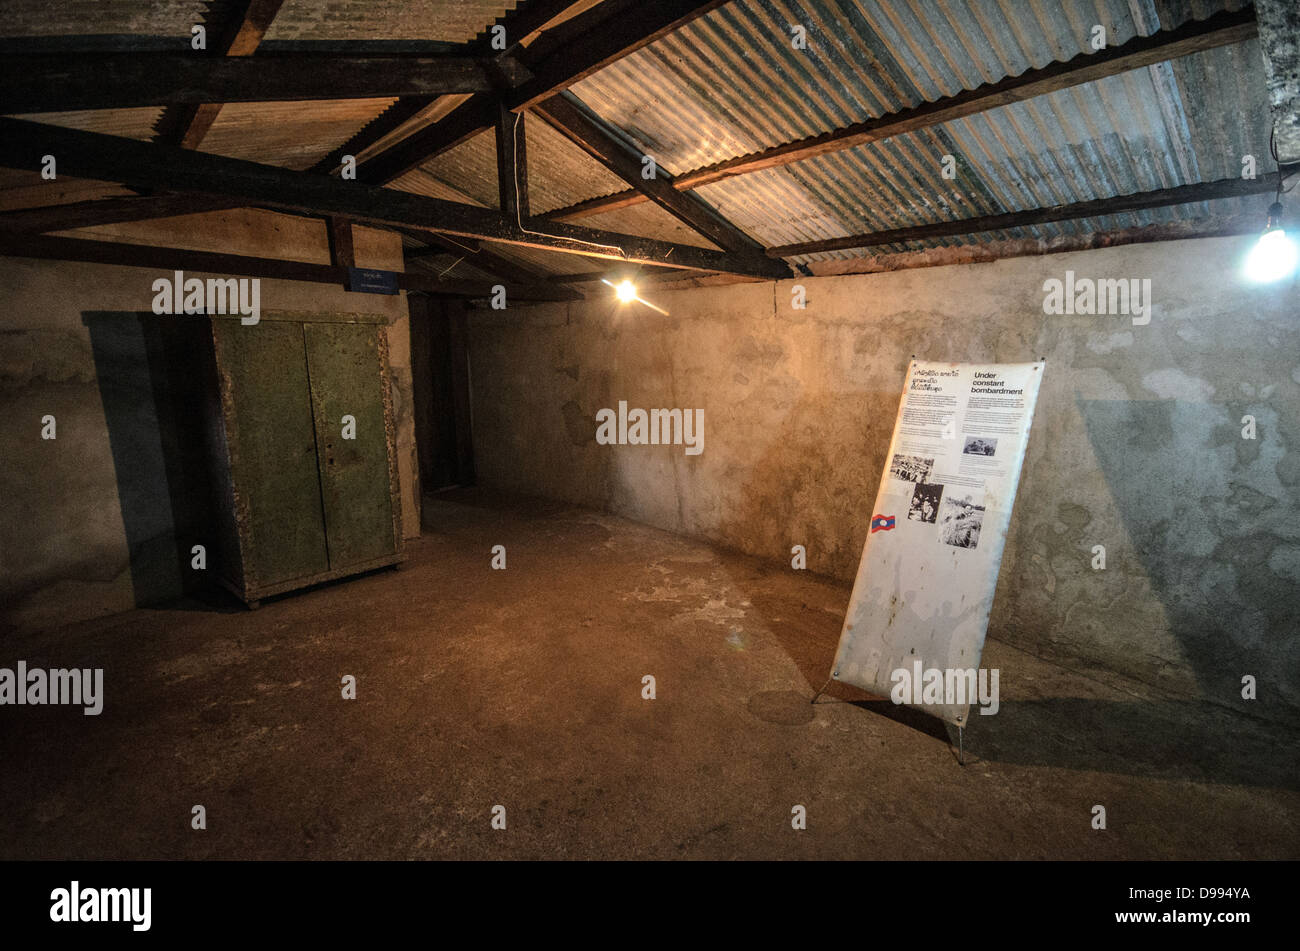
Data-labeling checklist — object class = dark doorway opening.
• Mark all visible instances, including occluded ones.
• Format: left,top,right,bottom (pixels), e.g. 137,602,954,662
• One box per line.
409,296,476,493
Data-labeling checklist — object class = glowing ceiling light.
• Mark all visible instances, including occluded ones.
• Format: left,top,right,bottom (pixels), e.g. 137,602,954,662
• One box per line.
600,277,669,315
614,279,638,303
1244,202,1298,284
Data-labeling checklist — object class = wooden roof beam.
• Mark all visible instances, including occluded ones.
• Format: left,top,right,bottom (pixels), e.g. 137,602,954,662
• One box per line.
765,174,1282,258
3,53,502,113
354,0,726,185
154,0,287,150
0,117,788,279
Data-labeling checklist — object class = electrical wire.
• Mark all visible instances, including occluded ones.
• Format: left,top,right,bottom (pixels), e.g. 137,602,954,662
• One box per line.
510,111,627,258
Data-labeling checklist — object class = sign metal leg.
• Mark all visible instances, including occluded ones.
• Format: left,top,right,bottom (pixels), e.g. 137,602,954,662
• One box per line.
810,676,832,705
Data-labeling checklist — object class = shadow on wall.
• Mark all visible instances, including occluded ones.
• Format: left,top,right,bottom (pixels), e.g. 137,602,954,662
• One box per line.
83,312,217,609
705,381,1299,779
711,388,898,583
1080,397,1300,713
710,382,1299,718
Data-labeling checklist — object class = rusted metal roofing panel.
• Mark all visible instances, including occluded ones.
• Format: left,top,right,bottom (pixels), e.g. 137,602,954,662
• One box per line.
200,98,400,170
561,0,1268,261
8,108,162,141
578,201,724,250
264,0,520,45
2,0,1266,271
0,169,134,212
408,131,501,210
0,1,235,48
409,124,631,215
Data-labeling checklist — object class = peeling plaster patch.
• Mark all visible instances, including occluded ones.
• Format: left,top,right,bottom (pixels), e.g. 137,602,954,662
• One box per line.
678,597,747,627
632,585,683,603
1142,368,1215,402
1267,545,1300,584
1240,382,1277,400
560,400,592,447
734,335,785,368
0,329,96,386
1180,508,1221,559
1230,606,1270,651
1175,324,1213,349
1086,331,1134,354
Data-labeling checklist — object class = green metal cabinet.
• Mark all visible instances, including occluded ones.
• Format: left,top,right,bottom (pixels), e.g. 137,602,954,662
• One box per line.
204,311,403,606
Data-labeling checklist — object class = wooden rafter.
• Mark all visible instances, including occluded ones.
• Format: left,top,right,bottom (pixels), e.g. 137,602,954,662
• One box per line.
327,218,356,269
764,174,1281,258
154,0,287,150
409,234,557,289
0,195,247,233
0,232,578,301
0,117,789,279
3,54,499,113
354,0,725,185
310,0,592,176
532,92,764,256
495,101,530,223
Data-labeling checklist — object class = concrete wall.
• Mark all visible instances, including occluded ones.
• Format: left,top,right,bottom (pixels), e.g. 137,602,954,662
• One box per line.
0,208,420,633
466,235,1300,715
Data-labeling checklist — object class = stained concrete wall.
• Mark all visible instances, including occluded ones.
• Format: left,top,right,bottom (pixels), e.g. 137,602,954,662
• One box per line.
0,209,419,633
467,235,1300,716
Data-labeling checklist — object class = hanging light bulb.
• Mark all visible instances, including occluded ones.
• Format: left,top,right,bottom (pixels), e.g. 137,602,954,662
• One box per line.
600,276,669,315
1244,201,1298,284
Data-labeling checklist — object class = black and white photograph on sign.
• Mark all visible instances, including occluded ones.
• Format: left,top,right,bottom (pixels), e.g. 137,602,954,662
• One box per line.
908,482,944,523
938,494,985,549
889,453,935,483
963,435,998,456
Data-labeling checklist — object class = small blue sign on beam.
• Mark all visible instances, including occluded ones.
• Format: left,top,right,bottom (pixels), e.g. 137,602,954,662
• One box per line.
347,267,400,295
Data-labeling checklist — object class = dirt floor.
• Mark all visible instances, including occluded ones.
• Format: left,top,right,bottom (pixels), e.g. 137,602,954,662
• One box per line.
2,489,1296,860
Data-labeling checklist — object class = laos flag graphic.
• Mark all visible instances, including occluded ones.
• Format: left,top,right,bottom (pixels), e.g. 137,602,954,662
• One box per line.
870,514,895,533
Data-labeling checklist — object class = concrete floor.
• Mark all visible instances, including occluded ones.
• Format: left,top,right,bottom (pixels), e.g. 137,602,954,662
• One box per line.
2,489,1296,860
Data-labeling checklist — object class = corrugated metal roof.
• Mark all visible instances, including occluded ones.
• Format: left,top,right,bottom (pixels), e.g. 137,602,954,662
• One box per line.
0,0,1274,272
578,201,723,250
408,123,632,214
265,0,520,44
548,0,1271,263
0,169,134,211
201,98,400,170
0,1,236,47
10,108,163,141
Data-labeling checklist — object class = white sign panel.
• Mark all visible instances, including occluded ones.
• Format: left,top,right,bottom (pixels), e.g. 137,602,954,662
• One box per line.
830,360,1045,726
